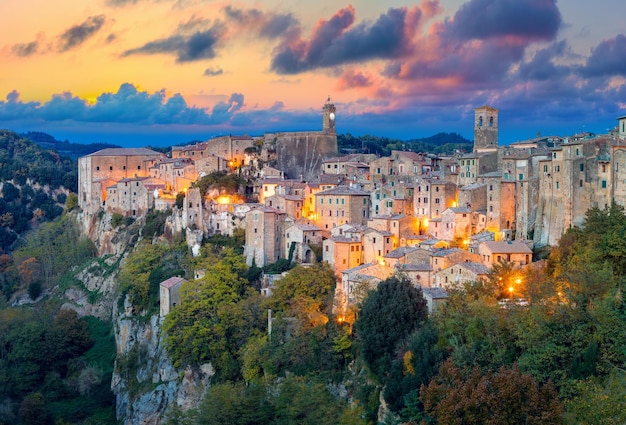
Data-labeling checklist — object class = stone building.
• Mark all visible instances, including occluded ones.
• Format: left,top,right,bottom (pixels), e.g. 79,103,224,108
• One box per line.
478,241,532,268
474,105,499,151
78,148,164,216
159,276,185,317
414,179,457,221
243,206,286,267
262,98,338,181
534,136,620,246
433,261,490,290
314,185,371,229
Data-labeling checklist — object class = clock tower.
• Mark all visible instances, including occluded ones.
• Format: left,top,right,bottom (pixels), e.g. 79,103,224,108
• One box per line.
322,96,336,133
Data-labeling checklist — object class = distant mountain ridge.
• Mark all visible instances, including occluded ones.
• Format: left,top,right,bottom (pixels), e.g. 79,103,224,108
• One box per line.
20,131,121,159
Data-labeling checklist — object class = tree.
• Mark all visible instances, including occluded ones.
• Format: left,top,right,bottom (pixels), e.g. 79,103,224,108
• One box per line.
420,359,564,425
265,263,336,327
162,250,257,379
355,276,428,380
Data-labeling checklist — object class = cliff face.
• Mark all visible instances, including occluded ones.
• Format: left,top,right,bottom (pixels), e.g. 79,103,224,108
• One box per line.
69,211,210,424
112,311,213,425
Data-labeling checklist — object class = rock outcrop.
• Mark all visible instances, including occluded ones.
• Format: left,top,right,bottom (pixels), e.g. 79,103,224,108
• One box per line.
112,309,213,424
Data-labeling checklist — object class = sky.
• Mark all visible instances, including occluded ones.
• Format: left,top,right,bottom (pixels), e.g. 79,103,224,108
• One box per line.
1,0,625,147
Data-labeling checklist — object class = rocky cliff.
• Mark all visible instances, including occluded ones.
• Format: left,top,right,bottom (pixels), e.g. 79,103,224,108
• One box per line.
67,211,210,423
112,310,213,424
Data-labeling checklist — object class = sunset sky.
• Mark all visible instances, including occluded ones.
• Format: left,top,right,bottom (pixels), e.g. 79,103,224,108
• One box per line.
1,0,625,147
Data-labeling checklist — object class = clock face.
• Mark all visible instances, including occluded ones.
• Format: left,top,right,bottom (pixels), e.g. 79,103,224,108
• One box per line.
329,112,335,121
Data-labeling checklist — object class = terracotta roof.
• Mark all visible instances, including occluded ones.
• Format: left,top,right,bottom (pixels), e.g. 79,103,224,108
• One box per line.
160,276,185,289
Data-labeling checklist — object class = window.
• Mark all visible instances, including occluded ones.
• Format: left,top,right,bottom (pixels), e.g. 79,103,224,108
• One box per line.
556,181,560,189
544,165,548,172
602,180,607,188
489,185,493,191
602,164,607,173
138,165,141,170
518,173,524,181
96,166,100,171
109,166,113,171
325,245,329,252
580,179,583,187
489,117,493,127
580,163,584,172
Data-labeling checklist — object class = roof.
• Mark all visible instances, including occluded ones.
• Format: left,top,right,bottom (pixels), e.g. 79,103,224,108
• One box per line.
316,185,370,196
385,246,419,258
160,276,185,289
295,223,321,232
431,248,463,257
448,207,471,214
474,105,498,112
481,241,532,254
460,261,491,275
396,263,433,272
332,236,361,243
87,148,162,157
422,287,449,299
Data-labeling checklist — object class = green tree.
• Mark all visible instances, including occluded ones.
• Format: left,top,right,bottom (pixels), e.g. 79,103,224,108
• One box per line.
265,262,336,326
355,276,428,381
162,250,257,379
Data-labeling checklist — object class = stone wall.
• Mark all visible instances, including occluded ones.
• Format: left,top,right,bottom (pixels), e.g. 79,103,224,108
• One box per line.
264,131,337,181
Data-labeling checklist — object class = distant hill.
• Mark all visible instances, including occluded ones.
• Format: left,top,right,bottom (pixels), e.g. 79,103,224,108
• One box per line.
338,132,472,156
20,131,121,159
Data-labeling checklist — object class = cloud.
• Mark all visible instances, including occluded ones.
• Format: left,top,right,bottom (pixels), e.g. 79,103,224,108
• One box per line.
11,41,39,57
204,66,223,76
0,84,247,126
122,21,225,62
444,0,561,41
270,6,422,74
336,70,372,90
517,40,573,81
105,0,139,6
58,15,106,52
580,34,626,78
223,6,297,38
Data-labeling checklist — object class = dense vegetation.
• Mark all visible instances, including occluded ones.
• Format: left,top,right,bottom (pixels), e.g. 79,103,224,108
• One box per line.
0,130,77,191
155,203,626,424
0,131,79,253
0,215,115,425
20,131,120,160
338,132,473,156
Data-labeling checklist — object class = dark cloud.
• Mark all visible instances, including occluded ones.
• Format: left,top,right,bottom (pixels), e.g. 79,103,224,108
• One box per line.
204,67,223,76
106,33,117,43
337,70,372,90
0,84,235,126
58,15,106,52
122,22,225,62
446,0,561,41
580,34,626,77
105,0,139,6
517,40,573,81
223,6,297,38
11,41,39,57
271,6,420,74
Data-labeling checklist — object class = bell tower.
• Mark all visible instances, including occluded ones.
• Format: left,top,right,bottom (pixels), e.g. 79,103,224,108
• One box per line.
322,96,336,133
474,105,498,152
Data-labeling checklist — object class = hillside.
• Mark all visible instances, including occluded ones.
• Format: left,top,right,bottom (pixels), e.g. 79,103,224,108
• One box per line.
338,132,473,156
20,131,121,160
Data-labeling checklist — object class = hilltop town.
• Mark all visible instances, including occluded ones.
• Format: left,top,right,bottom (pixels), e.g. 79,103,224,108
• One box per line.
77,98,626,311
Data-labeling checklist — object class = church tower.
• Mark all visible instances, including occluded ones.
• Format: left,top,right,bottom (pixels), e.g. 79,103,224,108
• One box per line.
322,97,336,133
474,106,499,151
